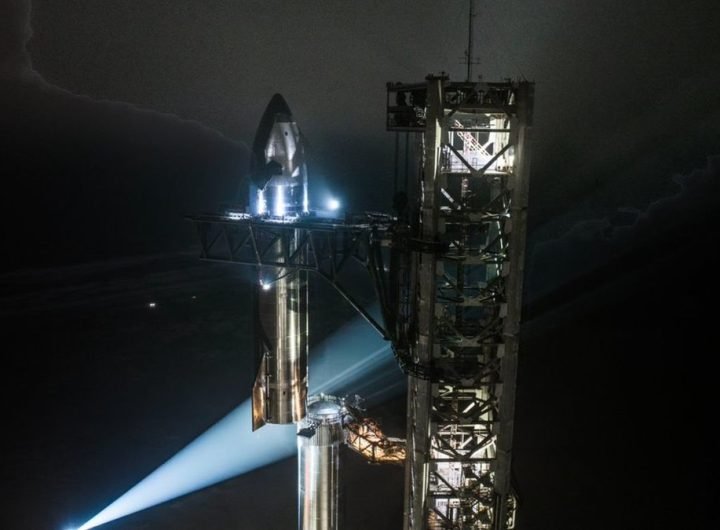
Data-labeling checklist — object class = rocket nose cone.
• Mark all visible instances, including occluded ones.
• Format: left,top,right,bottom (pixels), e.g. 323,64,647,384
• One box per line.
250,93,301,189
253,94,294,151
265,93,293,119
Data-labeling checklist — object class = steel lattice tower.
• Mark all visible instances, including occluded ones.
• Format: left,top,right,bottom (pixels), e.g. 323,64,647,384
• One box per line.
387,75,533,530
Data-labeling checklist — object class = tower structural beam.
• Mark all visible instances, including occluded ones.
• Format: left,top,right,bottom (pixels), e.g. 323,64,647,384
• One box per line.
186,214,396,339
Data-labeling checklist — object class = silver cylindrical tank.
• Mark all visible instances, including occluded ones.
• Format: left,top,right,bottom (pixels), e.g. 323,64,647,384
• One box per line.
254,242,309,427
298,395,345,530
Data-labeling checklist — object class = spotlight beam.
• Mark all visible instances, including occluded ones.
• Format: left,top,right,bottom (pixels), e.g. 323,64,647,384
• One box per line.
77,402,296,530
77,308,400,529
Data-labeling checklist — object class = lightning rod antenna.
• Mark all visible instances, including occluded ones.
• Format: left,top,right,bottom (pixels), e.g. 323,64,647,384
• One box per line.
466,0,476,81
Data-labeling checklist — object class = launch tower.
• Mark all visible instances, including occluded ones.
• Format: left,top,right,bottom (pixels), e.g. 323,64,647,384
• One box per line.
387,76,533,530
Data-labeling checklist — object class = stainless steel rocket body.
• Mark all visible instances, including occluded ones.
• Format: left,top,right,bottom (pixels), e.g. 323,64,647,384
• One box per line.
251,94,310,430
253,244,309,429
249,93,309,217
298,396,345,530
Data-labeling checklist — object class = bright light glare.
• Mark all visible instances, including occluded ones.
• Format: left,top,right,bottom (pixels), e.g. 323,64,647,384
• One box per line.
77,304,403,529
257,188,267,215
147,302,156,308
274,185,286,217
260,281,271,291
309,304,398,401
77,403,296,530
327,198,340,211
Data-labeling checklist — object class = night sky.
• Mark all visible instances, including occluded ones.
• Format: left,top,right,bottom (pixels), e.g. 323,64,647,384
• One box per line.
2,1,720,529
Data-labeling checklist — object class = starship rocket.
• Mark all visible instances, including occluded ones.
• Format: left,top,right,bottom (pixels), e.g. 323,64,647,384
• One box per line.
250,94,310,430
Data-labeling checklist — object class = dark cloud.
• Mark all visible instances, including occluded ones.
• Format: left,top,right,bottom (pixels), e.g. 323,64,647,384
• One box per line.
525,156,720,319
1,1,250,272
1,79,249,271
11,1,720,233
0,0,37,80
